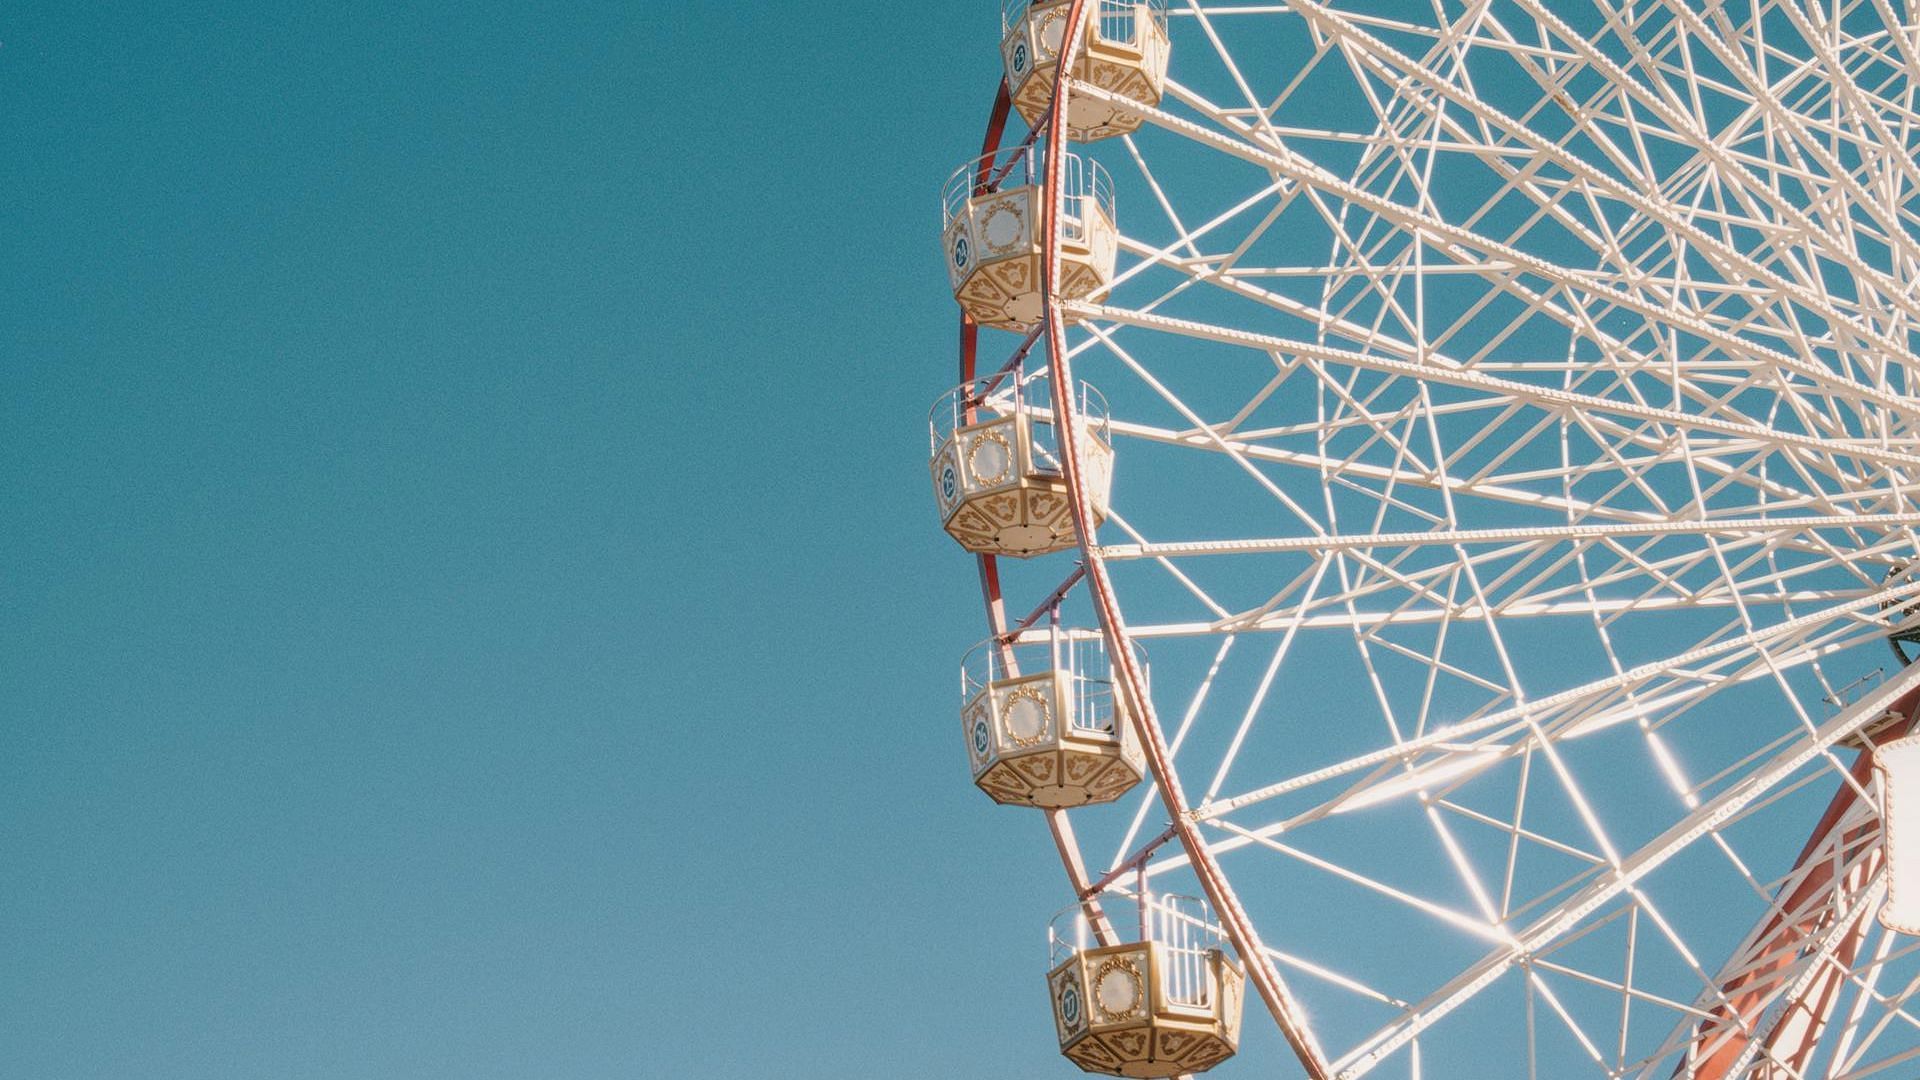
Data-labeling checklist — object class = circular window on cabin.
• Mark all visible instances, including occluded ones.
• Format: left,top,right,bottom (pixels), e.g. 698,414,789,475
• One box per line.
981,204,1024,253
1003,686,1051,746
968,431,1013,485
1040,11,1066,54
1094,959,1144,1021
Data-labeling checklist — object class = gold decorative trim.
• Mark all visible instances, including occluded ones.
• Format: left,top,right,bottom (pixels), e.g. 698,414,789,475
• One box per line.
1036,8,1068,60
967,430,1015,485
1093,956,1145,1023
978,201,1027,256
1001,684,1053,747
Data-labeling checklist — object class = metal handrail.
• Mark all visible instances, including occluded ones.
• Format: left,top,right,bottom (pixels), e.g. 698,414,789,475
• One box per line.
1002,0,1169,41
1049,893,1223,1010
928,369,1110,453
942,144,1115,228
961,631,1147,736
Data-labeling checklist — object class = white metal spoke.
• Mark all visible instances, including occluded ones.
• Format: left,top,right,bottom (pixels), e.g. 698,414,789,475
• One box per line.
944,2,1920,1077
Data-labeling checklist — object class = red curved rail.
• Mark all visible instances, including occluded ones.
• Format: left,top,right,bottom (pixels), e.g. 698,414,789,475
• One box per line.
1684,693,1920,1078
1033,3,1333,1076
959,76,1117,946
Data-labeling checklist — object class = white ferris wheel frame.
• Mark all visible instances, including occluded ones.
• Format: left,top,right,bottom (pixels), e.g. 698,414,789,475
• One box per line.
955,3,1920,1078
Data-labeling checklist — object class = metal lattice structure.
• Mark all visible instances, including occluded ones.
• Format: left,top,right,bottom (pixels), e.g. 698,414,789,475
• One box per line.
938,2,1920,1077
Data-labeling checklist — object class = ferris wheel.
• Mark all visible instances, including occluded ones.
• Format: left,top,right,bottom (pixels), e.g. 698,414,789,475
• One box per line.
931,2,1920,1078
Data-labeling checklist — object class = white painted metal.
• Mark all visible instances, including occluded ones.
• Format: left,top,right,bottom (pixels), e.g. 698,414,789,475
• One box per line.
1877,735,1920,935
958,2,1920,1077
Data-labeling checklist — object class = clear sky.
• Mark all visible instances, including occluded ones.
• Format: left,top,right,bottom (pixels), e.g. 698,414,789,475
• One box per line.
2,3,1058,1077
13,4,1899,1079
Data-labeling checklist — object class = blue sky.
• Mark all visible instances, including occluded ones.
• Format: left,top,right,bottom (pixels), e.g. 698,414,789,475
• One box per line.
10,4,1901,1078
2,3,1060,1077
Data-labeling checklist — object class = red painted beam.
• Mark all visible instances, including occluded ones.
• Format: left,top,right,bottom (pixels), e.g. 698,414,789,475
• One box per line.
1684,684,1920,1077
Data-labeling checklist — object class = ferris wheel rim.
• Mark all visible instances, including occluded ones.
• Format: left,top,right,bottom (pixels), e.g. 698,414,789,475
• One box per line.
960,76,1131,952
958,4,1920,1077
1027,1,1334,1074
